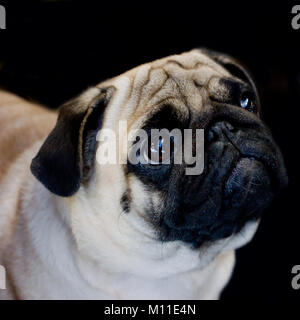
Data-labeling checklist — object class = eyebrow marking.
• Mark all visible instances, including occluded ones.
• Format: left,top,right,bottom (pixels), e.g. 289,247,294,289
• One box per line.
143,103,189,131
219,77,248,95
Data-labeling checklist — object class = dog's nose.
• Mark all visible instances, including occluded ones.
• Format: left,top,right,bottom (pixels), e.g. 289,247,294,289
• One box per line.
207,121,234,142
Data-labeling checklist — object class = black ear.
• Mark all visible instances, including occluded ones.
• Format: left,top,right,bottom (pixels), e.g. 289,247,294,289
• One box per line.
198,48,261,109
30,87,114,197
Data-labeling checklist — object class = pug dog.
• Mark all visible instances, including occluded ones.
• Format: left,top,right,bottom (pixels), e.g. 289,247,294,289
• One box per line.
0,49,287,299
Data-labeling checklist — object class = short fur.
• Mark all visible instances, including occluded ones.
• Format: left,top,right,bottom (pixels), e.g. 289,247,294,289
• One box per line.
0,49,286,299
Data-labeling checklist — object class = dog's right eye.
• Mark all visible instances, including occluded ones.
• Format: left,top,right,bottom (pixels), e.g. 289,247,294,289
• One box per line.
239,91,256,113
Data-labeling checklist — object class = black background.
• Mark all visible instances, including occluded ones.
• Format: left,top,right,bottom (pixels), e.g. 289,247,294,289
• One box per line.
0,0,299,300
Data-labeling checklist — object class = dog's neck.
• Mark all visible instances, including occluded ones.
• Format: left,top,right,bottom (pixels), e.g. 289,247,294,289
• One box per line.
6,168,235,299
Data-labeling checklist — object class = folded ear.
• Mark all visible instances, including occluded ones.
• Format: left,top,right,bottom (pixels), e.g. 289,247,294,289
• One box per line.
198,48,261,110
31,87,114,197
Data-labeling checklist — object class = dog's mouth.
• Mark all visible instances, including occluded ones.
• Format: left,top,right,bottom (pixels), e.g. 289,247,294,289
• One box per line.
224,157,272,209
158,121,287,248
160,156,274,248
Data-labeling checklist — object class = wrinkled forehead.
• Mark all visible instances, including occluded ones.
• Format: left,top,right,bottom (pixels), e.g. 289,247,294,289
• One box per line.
149,49,230,80
99,50,232,129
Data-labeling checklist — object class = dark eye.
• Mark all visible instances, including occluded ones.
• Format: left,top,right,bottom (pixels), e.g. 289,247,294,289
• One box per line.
140,132,173,165
239,92,256,113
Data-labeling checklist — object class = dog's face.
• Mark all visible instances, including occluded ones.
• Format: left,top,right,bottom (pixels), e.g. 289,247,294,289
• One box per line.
31,49,287,275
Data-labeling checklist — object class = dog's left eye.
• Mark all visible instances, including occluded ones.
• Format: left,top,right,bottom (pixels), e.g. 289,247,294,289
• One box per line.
141,133,173,165
239,92,256,113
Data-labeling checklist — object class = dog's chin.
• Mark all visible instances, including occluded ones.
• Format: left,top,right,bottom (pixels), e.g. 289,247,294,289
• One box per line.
159,154,276,248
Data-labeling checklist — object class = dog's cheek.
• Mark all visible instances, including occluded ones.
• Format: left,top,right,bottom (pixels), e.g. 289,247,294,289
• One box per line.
126,175,151,216
145,190,166,224
126,174,164,221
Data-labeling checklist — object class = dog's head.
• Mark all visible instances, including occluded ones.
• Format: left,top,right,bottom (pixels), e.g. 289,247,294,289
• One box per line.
31,49,287,276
